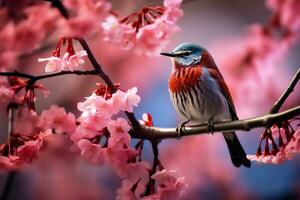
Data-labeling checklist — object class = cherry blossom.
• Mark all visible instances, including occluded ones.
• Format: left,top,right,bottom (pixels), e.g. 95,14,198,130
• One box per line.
0,2,60,67
0,86,13,102
77,93,117,119
59,0,111,37
77,139,106,165
107,118,131,147
139,113,154,127
248,125,300,165
143,169,186,200
0,156,21,170
74,86,141,165
14,107,41,136
101,0,183,55
0,129,53,169
38,56,65,73
266,0,300,32
38,50,87,73
39,105,76,134
111,87,141,112
116,180,139,200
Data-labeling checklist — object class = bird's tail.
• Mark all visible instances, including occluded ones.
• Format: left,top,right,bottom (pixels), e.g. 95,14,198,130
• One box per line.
223,132,251,168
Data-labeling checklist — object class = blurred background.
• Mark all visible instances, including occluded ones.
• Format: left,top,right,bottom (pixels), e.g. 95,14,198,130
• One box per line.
1,0,300,199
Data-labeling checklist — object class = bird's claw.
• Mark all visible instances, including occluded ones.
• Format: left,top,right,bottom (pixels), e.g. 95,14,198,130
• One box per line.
176,120,189,139
207,117,215,135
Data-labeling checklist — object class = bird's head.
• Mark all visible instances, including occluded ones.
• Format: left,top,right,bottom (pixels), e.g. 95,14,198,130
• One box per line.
161,43,207,68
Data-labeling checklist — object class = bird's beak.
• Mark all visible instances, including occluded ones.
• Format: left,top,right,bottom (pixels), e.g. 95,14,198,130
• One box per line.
160,52,177,57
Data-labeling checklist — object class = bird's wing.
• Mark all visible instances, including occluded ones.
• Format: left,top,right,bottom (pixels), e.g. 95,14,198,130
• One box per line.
207,67,239,120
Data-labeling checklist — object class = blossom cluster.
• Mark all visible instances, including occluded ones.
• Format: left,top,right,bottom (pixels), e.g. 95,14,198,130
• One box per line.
0,2,60,67
248,122,300,165
0,73,187,198
38,38,87,73
71,85,186,199
0,105,76,169
101,0,183,56
0,0,183,69
0,0,102,67
59,0,111,37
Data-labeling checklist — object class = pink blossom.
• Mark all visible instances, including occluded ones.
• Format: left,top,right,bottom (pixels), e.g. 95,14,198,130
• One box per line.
106,146,138,166
17,140,40,163
38,56,64,73
0,76,14,102
78,115,108,132
78,93,117,119
142,169,186,200
59,0,111,37
116,180,139,200
77,139,106,165
111,87,141,112
66,50,88,71
107,118,131,147
139,113,154,127
14,107,41,136
248,128,300,165
72,124,104,142
16,129,52,163
0,3,60,67
247,150,287,165
40,105,76,134
0,156,22,170
102,0,183,55
102,16,135,48
0,86,14,102
116,161,150,185
38,50,87,73
266,0,300,31
135,18,180,56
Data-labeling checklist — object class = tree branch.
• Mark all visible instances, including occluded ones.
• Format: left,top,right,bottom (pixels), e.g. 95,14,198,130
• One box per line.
45,0,69,19
270,67,300,114
130,106,300,140
77,38,140,128
0,70,98,81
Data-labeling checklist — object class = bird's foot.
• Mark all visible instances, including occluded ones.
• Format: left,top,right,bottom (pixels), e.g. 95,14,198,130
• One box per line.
176,120,190,139
207,117,215,135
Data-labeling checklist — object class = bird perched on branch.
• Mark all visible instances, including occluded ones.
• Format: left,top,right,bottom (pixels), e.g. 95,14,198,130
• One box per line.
161,43,251,168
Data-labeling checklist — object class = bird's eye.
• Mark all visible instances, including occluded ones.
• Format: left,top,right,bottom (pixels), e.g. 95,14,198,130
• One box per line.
180,51,191,56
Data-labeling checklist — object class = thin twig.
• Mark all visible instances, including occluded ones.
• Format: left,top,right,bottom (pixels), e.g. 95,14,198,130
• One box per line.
7,106,14,138
145,141,160,196
7,104,16,155
44,0,69,19
0,70,98,81
77,39,116,90
270,67,300,114
77,38,140,128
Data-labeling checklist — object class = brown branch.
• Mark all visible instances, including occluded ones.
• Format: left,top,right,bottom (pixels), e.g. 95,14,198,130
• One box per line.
77,38,140,128
130,106,300,140
0,70,98,81
77,39,115,91
44,0,69,19
270,67,300,114
144,141,159,196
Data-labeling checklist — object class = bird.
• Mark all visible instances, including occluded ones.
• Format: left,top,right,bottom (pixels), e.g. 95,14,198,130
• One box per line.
161,43,251,168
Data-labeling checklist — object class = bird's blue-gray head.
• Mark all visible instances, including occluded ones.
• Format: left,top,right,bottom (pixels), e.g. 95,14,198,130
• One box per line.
161,43,206,67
